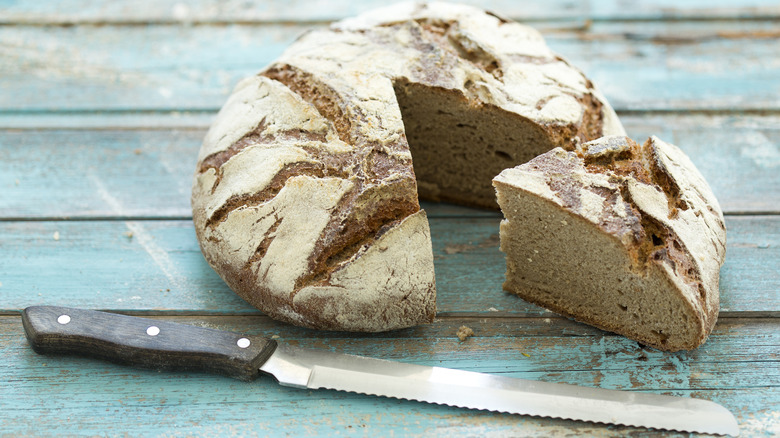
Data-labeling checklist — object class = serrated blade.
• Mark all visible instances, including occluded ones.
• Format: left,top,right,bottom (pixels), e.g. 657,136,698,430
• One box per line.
259,344,739,436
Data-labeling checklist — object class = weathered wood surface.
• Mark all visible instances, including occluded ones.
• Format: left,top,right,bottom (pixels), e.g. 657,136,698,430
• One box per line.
0,0,778,436
0,216,777,315
1,0,779,23
1,20,779,113
2,114,779,218
1,315,778,437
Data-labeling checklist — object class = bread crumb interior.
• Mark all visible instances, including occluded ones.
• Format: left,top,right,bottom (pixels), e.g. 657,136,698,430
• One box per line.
495,183,701,350
394,79,556,209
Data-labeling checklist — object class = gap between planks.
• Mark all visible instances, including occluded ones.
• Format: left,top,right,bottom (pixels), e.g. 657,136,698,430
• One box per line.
0,310,775,318
1,211,777,223
1,15,779,27
5,108,780,131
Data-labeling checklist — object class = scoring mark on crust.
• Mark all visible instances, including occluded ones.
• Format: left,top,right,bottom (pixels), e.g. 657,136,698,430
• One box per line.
263,65,354,145
247,214,284,275
299,177,420,290
204,161,351,229
198,117,329,180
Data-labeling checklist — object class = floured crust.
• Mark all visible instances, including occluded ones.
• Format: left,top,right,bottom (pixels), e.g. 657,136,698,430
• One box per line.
493,136,726,350
192,2,624,331
192,75,427,331
275,2,624,138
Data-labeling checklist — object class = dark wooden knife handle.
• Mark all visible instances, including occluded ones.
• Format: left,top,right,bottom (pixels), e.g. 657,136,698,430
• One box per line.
21,306,277,381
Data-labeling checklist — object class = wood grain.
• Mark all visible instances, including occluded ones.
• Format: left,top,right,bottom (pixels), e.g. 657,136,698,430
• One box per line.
0,1,777,435
1,0,778,23
0,20,778,113
2,113,779,218
2,314,777,437
0,216,776,315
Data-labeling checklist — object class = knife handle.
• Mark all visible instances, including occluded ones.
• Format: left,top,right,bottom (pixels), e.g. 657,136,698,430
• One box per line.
21,306,277,381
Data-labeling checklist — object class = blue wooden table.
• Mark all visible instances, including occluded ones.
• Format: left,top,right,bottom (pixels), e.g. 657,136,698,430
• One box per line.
1,1,778,436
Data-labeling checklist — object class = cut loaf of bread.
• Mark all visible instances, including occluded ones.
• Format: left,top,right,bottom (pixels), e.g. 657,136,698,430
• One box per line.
191,2,625,331
493,136,726,351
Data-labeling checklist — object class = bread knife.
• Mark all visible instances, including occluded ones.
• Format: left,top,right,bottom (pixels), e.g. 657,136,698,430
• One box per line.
21,306,739,436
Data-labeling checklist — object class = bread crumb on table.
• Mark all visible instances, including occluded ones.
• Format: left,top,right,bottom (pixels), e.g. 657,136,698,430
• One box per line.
456,325,475,341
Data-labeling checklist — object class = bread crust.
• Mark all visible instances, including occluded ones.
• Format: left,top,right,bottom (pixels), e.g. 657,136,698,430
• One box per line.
192,2,625,331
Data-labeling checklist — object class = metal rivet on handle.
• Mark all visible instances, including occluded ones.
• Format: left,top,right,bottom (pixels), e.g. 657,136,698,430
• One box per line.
57,315,71,325
146,326,160,336
237,338,250,348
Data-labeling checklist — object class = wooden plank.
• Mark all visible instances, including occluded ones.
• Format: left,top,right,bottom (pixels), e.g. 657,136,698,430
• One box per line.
589,0,780,21
0,220,253,313
1,315,777,436
0,111,216,130
3,112,778,218
620,114,780,214
1,0,778,23
2,4,775,438
0,128,199,219
0,127,498,219
0,216,777,315
572,21,780,112
0,21,779,113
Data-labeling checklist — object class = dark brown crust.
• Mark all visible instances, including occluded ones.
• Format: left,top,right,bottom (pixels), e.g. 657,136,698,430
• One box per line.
198,117,328,175
198,211,435,332
259,65,422,302
263,66,354,145
575,92,606,145
538,92,605,152
200,65,422,290
573,138,706,302
300,177,420,290
635,141,710,320
204,161,350,228
643,138,690,218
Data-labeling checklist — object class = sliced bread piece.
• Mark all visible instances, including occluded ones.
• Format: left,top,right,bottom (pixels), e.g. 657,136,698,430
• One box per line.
492,136,726,350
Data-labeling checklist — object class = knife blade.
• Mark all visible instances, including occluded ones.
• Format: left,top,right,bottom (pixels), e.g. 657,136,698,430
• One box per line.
21,306,739,436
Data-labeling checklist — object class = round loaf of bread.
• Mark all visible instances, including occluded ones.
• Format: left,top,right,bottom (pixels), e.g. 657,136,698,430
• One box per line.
493,136,727,350
191,2,625,331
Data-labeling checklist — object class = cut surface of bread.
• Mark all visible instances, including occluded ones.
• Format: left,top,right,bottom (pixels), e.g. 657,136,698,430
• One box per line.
493,136,726,350
191,2,625,331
